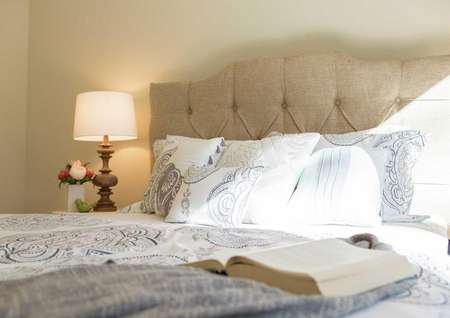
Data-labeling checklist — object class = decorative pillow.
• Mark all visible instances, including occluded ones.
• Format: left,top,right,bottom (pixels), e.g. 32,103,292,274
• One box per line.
152,139,166,159
287,147,381,226
218,133,319,168
119,201,146,213
314,130,426,220
217,133,321,224
144,136,225,216
166,166,264,226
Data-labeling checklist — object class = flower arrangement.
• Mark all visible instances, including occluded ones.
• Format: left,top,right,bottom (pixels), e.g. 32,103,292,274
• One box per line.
58,160,95,188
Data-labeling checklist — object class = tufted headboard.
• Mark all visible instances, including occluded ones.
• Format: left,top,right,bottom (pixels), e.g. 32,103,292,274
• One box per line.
149,52,450,145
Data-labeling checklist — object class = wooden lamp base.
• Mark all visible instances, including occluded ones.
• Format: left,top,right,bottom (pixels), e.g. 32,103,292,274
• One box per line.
93,135,118,212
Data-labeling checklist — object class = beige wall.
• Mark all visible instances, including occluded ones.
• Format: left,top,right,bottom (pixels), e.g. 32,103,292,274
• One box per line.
22,0,450,211
0,0,29,212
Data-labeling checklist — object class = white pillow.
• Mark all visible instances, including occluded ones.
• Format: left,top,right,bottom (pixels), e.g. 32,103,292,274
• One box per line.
314,130,426,220
144,136,224,216
288,147,381,226
152,136,225,167
165,135,225,170
166,166,264,226
217,133,321,224
152,139,166,160
218,133,320,168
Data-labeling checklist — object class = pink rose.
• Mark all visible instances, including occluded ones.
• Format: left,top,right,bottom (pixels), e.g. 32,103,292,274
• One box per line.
85,168,95,178
58,169,70,181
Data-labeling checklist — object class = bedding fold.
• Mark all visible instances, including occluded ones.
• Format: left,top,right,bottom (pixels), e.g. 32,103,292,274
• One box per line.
0,264,412,318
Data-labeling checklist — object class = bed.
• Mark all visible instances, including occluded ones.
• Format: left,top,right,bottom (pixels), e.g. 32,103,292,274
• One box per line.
1,52,450,318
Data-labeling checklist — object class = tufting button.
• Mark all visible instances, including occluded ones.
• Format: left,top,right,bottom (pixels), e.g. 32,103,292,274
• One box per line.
334,98,341,106
187,107,192,115
282,103,288,109
395,97,402,104
232,104,238,112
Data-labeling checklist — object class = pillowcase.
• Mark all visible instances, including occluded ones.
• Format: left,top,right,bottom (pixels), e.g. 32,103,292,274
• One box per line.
144,136,225,216
166,166,264,226
152,139,166,160
152,135,225,167
314,130,426,220
217,133,319,168
287,147,381,226
217,133,321,224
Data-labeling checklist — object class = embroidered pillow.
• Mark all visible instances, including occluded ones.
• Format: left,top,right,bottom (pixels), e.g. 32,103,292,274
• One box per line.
144,136,225,216
314,130,426,220
166,166,264,227
217,133,320,224
288,147,381,226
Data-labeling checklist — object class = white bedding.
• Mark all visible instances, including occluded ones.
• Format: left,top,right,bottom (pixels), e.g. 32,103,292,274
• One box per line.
0,212,448,318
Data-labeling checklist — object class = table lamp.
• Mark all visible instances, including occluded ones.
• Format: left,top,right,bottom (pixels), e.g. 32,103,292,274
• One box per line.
73,91,137,211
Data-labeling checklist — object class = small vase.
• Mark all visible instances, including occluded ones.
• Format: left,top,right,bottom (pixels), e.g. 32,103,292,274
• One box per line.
67,184,85,212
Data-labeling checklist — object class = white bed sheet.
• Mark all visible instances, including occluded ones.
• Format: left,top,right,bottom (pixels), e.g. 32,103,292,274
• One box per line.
239,215,449,318
0,212,448,318
241,214,449,256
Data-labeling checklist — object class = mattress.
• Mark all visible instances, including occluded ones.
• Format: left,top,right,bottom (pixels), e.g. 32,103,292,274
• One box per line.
0,212,448,318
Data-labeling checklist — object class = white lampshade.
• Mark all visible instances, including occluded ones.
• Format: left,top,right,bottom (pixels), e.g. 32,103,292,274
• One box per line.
73,91,137,141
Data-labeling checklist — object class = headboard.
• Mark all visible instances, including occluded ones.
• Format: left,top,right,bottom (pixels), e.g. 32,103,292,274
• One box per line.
149,52,450,145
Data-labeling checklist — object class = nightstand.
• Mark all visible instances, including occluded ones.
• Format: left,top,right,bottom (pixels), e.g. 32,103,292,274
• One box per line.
52,211,85,214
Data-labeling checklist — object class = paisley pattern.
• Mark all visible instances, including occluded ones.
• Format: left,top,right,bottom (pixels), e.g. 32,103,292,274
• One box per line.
145,137,225,216
200,227,301,249
0,214,110,231
391,266,450,306
388,252,450,308
154,163,182,216
0,225,162,264
167,166,263,226
0,216,306,280
0,214,448,315
374,130,426,216
144,146,178,213
316,130,426,219
207,167,263,226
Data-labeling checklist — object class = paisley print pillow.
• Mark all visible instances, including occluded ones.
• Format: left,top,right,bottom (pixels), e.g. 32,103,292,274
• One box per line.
144,136,225,216
166,166,264,227
315,130,426,220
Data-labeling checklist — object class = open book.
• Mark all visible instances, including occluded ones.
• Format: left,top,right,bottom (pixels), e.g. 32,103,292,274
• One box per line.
185,238,416,296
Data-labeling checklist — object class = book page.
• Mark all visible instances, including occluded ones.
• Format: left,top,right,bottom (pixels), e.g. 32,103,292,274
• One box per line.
226,238,415,296
183,259,225,272
228,239,393,278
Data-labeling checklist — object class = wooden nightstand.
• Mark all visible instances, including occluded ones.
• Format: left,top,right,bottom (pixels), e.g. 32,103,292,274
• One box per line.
52,211,85,214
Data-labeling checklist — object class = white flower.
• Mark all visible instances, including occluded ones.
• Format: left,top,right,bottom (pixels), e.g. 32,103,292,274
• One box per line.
69,160,87,180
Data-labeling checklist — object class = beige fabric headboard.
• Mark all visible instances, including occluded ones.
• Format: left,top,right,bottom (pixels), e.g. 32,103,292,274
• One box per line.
149,52,450,145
